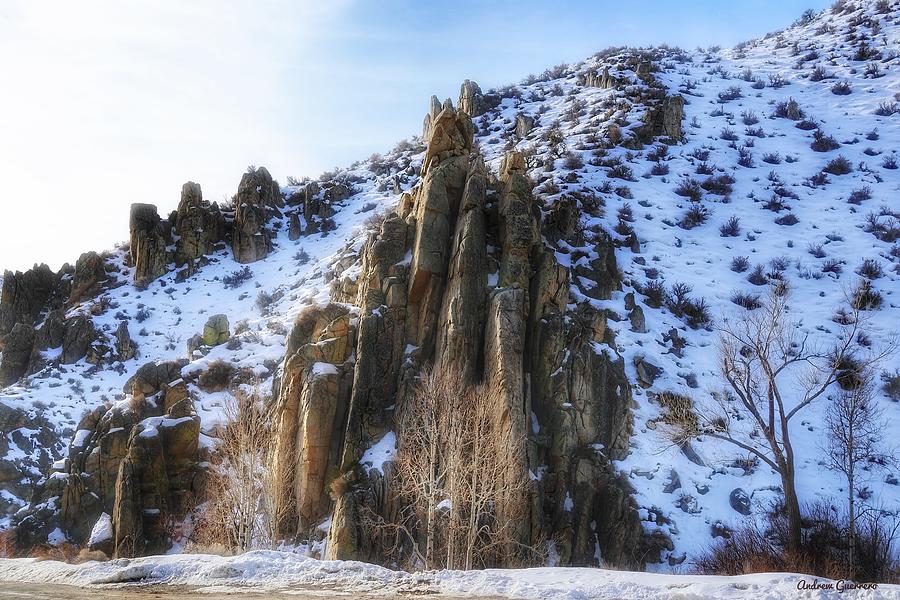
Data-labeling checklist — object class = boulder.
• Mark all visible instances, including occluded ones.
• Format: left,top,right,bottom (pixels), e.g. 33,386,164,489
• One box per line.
115,321,138,362
729,488,752,515
288,213,302,241
202,314,230,346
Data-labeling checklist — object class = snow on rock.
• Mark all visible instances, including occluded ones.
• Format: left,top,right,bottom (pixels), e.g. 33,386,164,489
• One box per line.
360,431,396,475
88,513,112,546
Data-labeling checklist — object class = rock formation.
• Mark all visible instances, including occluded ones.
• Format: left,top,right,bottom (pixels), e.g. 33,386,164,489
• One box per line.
14,359,200,557
129,204,171,288
0,264,57,340
270,98,662,569
457,79,499,118
68,252,107,306
174,182,225,275
232,167,282,263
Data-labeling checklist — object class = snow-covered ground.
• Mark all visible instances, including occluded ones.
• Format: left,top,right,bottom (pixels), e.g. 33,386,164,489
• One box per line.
0,551,894,599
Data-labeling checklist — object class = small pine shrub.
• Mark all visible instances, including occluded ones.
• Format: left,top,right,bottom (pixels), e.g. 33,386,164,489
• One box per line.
731,291,762,310
674,178,703,202
856,259,883,280
747,264,767,285
831,80,852,95
680,205,710,229
848,187,872,205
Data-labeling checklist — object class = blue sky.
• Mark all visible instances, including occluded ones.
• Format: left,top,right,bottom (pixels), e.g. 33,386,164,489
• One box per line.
0,0,831,271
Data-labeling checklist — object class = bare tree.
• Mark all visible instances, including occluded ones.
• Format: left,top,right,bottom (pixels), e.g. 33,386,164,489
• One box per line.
199,385,287,553
823,372,889,573
696,291,890,552
384,368,537,570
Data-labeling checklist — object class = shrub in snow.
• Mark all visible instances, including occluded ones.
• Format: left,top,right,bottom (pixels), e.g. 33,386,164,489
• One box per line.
674,178,703,202
775,213,799,226
607,163,635,180
773,98,804,120
831,80,852,95
821,258,844,275
811,130,840,152
795,118,819,131
640,280,666,308
701,174,735,195
847,186,872,205
650,161,669,176
823,155,853,175
762,152,782,164
883,370,900,402
737,147,755,168
730,256,750,273
807,243,826,258
720,127,738,141
809,66,832,82
717,85,743,102
731,291,762,310
679,204,710,229
719,216,741,237
223,266,253,289
882,155,898,170
856,259,883,280
197,359,235,392
747,264,768,285
851,280,883,311
741,110,759,125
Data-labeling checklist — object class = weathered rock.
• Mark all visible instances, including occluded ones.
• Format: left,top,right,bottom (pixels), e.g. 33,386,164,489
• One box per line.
68,252,107,306
0,264,56,339
729,488,752,515
129,204,170,287
498,152,539,289
174,182,225,272
633,355,661,388
272,304,354,533
288,213,302,241
515,113,535,139
457,79,497,118
202,314,230,346
61,315,97,364
232,167,281,263
629,305,647,333
0,323,35,386
115,321,138,362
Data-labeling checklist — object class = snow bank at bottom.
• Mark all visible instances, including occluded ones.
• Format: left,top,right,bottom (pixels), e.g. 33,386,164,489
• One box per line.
0,551,894,599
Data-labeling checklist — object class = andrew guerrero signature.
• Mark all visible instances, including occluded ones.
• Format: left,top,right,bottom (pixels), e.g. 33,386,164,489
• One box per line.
797,579,879,592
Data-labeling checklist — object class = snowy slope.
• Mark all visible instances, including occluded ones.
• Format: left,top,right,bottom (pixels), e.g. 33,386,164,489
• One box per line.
1,0,898,572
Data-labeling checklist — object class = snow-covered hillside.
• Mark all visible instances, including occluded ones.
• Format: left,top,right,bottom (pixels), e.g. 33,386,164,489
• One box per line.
0,0,898,575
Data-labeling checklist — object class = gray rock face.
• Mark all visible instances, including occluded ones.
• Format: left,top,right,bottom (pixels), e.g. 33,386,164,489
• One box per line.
232,167,282,264
129,203,171,288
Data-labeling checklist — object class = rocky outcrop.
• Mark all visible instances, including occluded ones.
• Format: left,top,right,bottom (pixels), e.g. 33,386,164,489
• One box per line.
515,113,535,139
68,252,107,306
232,167,282,263
269,97,660,569
174,182,225,275
457,79,498,118
129,204,171,288
0,264,57,340
0,323,35,386
14,359,199,557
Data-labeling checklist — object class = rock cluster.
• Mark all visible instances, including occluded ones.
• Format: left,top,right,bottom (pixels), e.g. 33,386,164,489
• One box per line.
14,359,200,557
174,182,225,275
271,97,664,568
0,261,108,386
